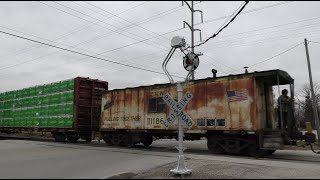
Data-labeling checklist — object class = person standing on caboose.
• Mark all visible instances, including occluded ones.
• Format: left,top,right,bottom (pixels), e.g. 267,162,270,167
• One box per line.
277,89,291,130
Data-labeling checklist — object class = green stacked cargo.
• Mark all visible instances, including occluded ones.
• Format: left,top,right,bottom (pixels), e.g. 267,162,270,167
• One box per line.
36,85,44,95
39,117,46,127
0,79,76,129
0,77,108,143
65,104,73,115
42,95,49,105
40,106,48,117
43,84,50,95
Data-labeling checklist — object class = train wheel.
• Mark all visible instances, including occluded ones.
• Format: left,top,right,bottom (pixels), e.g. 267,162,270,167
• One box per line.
85,138,92,143
267,150,276,155
247,145,269,157
54,133,66,142
111,134,122,146
207,135,224,154
122,134,135,147
67,136,79,143
143,136,153,147
104,134,113,146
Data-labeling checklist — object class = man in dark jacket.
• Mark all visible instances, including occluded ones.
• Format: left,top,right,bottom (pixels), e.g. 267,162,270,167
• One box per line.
277,89,291,130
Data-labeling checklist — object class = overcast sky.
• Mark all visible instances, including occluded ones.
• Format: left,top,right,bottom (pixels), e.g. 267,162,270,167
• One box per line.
1,1,320,100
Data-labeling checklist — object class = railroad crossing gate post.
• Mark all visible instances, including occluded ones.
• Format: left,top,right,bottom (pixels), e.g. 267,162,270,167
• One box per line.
161,36,196,175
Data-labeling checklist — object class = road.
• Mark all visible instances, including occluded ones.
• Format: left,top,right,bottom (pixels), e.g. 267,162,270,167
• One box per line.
0,139,176,179
1,138,320,179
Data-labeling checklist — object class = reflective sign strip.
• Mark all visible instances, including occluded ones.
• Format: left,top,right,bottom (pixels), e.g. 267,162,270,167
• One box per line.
163,91,194,129
178,111,194,129
163,92,193,114
163,111,178,129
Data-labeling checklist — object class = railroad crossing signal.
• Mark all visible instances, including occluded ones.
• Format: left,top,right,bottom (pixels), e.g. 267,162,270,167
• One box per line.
162,91,194,129
183,52,199,71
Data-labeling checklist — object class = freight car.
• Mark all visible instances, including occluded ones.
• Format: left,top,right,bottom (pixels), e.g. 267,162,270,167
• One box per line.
0,77,108,143
100,69,315,156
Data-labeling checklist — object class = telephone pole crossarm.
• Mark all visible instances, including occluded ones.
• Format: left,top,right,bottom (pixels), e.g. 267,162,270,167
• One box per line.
181,1,203,81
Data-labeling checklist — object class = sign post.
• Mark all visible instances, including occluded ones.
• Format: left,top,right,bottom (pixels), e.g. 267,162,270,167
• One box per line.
161,36,198,175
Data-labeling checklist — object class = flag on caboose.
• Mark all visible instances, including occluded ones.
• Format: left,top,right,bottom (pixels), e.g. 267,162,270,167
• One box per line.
227,90,248,102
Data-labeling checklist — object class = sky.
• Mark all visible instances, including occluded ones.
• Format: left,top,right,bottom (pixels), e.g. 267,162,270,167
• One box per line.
0,1,320,101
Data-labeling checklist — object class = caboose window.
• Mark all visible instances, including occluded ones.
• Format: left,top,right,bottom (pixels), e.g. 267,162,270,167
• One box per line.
148,98,165,113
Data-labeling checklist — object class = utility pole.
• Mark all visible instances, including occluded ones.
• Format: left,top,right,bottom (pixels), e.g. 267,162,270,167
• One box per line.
304,38,320,143
182,1,203,80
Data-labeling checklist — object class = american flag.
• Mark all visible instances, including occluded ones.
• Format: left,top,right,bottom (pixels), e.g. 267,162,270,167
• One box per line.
227,90,248,102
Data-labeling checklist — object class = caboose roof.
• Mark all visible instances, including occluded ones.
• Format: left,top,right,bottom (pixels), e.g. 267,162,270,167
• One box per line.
107,69,293,92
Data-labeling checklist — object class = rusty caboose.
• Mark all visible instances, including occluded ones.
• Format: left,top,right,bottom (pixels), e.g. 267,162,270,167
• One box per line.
100,69,301,156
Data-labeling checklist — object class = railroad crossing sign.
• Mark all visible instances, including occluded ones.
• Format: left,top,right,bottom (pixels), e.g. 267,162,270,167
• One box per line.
162,91,194,129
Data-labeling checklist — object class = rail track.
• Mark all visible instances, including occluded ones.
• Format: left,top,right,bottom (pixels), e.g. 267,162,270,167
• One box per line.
1,134,320,164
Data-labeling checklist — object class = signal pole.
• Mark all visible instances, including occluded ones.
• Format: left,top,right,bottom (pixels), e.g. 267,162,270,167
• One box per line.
304,38,320,143
182,1,203,80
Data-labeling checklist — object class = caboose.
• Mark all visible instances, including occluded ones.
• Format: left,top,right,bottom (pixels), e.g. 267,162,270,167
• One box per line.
100,69,309,156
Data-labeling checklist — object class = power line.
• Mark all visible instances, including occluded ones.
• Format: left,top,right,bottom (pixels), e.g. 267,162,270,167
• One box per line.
202,54,238,71
235,42,302,72
0,1,292,79
309,40,320,44
0,0,289,67
131,1,201,27
192,1,249,48
1,1,197,70
0,25,115,56
0,30,185,79
199,28,320,52
47,1,168,50
0,2,187,71
215,16,320,40
196,1,293,26
39,1,192,53
213,2,245,35
0,24,183,73
0,48,167,80
11,11,312,78
5,16,312,79
81,1,170,41
199,58,230,75
0,1,148,62
199,21,320,50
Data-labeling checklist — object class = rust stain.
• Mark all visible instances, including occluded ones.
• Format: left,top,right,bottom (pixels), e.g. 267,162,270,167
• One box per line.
101,76,263,131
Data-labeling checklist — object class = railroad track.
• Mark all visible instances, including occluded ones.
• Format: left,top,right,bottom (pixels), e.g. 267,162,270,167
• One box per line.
1,134,320,163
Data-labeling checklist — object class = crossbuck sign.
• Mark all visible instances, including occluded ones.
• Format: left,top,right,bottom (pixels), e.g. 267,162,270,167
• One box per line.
162,91,194,129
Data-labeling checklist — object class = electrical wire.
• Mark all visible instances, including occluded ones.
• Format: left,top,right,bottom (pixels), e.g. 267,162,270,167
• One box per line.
0,0,298,79
46,1,168,50
0,1,148,62
0,25,183,74
192,1,249,48
0,30,185,79
199,28,320,52
38,1,194,53
211,16,320,41
213,2,245,35
199,22,320,50
196,1,293,26
81,1,171,41
309,40,320,44
233,42,303,72
202,54,238,71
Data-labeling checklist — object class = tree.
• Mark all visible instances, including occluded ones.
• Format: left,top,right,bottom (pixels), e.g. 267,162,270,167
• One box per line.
296,82,320,128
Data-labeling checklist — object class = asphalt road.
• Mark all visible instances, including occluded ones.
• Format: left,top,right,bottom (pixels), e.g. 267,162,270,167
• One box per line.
1,138,320,179
0,140,176,179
